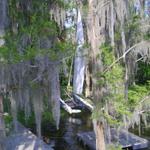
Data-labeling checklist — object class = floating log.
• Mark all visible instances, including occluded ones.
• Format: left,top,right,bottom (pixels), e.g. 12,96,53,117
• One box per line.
5,122,54,150
73,94,94,111
77,129,149,150
60,98,81,114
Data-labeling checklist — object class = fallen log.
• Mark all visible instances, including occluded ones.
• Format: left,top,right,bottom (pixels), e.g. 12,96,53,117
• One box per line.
73,94,94,111
60,98,81,114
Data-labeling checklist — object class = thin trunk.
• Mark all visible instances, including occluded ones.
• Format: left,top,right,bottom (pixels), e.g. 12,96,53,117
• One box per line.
67,57,73,88
32,88,43,138
0,0,7,148
87,0,106,149
85,65,91,97
0,0,7,46
10,91,18,132
121,21,128,100
93,120,106,150
0,95,5,150
110,0,115,47
48,64,60,130
62,60,68,78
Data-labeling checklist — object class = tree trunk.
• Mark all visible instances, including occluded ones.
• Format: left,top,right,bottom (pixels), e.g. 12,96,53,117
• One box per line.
121,22,129,101
85,65,91,97
73,8,85,95
67,57,73,88
0,0,7,46
110,0,115,47
87,0,106,149
0,0,7,147
0,95,6,150
93,120,106,150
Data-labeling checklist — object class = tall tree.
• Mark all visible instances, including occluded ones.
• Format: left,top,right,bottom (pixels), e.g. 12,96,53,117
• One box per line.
0,95,5,150
0,0,7,148
0,0,72,140
73,7,86,95
87,0,107,149
85,0,150,149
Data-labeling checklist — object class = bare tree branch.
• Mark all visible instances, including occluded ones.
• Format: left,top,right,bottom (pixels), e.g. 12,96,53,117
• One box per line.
103,41,146,74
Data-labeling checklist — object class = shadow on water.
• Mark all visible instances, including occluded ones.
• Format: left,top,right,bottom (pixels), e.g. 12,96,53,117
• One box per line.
21,107,150,150
130,126,150,150
40,109,150,150
42,109,92,150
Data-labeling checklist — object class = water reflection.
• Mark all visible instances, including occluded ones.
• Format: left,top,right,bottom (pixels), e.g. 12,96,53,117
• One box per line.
41,110,150,150
42,110,92,150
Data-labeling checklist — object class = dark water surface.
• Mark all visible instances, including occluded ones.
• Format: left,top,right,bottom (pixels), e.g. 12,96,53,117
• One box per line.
42,110,92,150
41,110,150,150
130,126,150,150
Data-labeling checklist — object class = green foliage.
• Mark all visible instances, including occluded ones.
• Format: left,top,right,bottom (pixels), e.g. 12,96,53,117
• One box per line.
125,14,141,44
125,15,140,31
0,0,75,64
136,62,150,84
4,114,13,135
107,144,122,150
60,74,68,99
4,114,13,125
114,29,121,42
92,43,128,125
101,43,124,85
50,0,74,9
0,46,9,63
82,3,89,19
92,103,104,120
94,38,150,128
17,111,27,125
42,111,55,124
104,112,122,126
128,83,150,109
101,43,113,65
143,29,150,41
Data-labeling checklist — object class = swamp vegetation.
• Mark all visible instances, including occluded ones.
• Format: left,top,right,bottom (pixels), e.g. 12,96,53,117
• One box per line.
0,0,150,150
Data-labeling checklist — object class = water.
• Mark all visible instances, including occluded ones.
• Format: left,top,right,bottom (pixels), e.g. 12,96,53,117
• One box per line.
31,109,150,150
42,110,92,150
130,126,150,150
40,110,150,150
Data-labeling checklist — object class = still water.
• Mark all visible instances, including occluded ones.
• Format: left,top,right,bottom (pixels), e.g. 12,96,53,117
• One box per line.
41,110,150,150
42,110,92,150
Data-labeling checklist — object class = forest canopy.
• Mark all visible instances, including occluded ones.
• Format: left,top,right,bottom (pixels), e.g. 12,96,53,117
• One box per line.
0,0,150,150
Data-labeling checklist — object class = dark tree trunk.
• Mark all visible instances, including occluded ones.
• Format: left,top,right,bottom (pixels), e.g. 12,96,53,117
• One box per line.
0,95,6,150
85,65,91,97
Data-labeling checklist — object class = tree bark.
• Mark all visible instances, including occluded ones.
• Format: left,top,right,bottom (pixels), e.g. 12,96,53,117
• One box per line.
0,95,6,150
85,65,91,97
110,0,115,47
93,120,106,150
0,0,7,148
87,0,106,149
